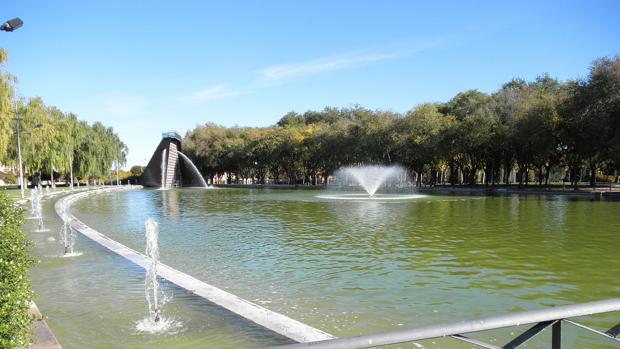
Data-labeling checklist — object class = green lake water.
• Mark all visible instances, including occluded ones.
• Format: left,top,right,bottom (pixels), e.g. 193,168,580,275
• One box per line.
27,188,620,348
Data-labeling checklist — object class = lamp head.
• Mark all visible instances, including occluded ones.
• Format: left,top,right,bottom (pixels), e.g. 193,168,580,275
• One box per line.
1,18,23,32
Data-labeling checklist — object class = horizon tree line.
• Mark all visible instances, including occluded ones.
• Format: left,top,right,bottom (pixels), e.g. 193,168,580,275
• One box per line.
184,55,620,188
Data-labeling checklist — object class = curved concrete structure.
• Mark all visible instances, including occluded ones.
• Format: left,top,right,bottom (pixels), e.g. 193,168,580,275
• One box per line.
141,132,206,188
55,187,334,343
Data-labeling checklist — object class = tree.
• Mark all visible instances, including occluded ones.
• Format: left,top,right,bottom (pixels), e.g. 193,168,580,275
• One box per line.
277,111,304,127
130,165,144,177
395,104,446,186
0,48,16,163
0,48,124,185
560,56,620,187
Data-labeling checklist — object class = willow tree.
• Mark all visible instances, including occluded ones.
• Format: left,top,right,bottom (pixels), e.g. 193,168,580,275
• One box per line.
74,122,126,179
0,48,16,163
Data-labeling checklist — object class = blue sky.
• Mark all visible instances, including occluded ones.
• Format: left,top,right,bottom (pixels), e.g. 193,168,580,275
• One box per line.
2,1,619,167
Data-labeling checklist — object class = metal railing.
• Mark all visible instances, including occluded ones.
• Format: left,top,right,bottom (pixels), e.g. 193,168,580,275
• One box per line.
162,131,182,142
270,298,620,349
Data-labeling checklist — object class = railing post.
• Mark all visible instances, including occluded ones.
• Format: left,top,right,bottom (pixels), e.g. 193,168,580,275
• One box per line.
552,320,562,349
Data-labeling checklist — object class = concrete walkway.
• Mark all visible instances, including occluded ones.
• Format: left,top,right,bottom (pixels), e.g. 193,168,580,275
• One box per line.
29,303,61,349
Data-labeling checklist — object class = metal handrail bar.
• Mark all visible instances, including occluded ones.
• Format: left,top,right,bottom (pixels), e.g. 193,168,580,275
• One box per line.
271,298,620,349
564,319,620,343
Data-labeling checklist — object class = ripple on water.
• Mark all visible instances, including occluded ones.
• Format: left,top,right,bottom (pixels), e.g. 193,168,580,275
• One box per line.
316,193,427,201
135,316,183,334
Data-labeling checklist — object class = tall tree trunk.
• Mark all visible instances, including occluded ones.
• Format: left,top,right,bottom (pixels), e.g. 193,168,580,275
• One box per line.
503,162,511,184
538,165,544,186
524,168,529,186
449,163,456,186
570,165,578,189
589,161,597,188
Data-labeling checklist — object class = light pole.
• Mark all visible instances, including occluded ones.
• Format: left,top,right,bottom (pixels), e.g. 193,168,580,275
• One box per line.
15,112,25,198
3,17,24,196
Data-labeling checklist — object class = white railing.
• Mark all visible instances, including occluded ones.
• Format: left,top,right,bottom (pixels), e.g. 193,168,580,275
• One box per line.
269,298,620,349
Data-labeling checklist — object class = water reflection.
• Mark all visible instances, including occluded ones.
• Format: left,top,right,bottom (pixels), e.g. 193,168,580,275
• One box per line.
162,189,181,221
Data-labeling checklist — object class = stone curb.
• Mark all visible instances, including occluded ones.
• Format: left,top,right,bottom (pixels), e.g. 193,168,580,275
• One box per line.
29,303,61,349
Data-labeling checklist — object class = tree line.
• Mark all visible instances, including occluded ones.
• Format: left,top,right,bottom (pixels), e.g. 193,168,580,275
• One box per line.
0,49,127,185
184,55,619,188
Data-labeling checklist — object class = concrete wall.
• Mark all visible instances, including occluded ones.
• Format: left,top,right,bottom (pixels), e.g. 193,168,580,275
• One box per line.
140,137,182,188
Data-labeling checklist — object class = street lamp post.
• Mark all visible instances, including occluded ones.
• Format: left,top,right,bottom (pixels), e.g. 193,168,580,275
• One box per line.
15,113,25,198
3,17,24,196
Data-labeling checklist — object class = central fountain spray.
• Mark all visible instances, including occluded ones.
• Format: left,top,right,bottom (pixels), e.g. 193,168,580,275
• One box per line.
339,165,403,196
318,165,425,200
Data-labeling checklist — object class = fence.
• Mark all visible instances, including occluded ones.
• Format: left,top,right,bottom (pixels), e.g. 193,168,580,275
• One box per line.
270,298,620,349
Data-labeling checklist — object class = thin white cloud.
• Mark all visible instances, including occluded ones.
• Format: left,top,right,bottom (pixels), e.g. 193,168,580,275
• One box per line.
97,92,146,118
259,52,400,82
185,85,243,103
181,40,444,104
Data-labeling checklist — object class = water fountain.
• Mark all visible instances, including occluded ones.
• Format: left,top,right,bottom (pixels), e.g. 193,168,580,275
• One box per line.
58,201,80,256
318,165,425,200
142,132,213,188
28,188,38,219
340,165,403,196
136,218,180,333
178,152,209,188
160,148,167,189
33,187,50,232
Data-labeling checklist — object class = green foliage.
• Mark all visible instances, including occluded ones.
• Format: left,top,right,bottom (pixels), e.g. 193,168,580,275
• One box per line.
130,165,144,177
559,55,620,185
184,55,620,187
0,48,16,163
0,192,35,348
3,173,16,184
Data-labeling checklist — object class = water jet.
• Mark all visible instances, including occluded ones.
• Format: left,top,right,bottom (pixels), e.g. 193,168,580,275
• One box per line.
320,165,423,200
136,217,180,333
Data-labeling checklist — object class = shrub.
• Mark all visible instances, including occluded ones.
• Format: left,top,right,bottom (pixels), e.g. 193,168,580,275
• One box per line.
3,174,17,185
0,192,35,348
